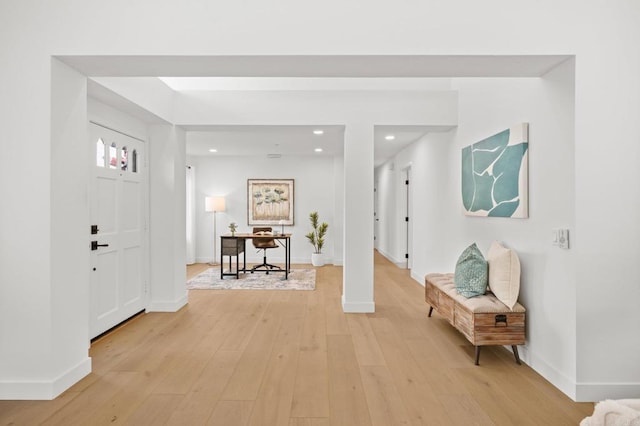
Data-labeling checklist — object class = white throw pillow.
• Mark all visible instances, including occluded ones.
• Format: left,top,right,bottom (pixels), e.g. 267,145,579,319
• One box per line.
487,241,521,310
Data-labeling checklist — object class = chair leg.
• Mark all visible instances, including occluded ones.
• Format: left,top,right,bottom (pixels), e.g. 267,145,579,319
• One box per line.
250,249,282,273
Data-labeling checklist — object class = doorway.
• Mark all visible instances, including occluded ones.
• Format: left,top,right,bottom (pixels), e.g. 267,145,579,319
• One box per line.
89,122,149,339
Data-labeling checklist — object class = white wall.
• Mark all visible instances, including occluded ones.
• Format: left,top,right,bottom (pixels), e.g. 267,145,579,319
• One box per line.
376,59,579,397
2,0,640,402
192,154,338,265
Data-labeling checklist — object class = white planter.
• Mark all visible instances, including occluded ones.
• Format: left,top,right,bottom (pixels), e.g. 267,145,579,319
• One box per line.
311,253,325,267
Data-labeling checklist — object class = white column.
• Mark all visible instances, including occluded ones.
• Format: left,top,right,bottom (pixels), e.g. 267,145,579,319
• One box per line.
342,124,375,313
147,124,188,312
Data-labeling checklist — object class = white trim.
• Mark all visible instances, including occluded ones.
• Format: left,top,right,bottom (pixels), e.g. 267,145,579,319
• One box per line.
341,295,375,313
576,382,640,403
89,120,145,142
377,248,406,268
410,270,424,285
0,357,91,400
519,346,577,400
146,295,188,312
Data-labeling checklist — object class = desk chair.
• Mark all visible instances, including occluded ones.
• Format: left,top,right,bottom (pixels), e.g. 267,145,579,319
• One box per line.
250,227,281,274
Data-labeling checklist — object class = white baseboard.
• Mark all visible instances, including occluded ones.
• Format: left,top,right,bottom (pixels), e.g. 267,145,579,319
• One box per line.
0,357,91,400
341,295,375,313
377,248,406,267
576,382,640,402
147,294,188,312
519,346,577,400
410,270,425,286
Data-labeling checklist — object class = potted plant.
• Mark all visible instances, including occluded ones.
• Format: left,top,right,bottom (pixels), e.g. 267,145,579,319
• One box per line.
305,211,328,266
228,222,238,236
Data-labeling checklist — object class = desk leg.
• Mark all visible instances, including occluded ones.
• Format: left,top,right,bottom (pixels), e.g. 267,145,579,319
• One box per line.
286,237,290,279
235,249,238,278
242,240,246,273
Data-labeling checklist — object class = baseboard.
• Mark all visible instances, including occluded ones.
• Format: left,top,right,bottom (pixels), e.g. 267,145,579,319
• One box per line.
146,294,188,312
410,270,424,286
0,357,91,400
576,382,640,402
377,248,406,267
519,346,577,400
341,295,375,313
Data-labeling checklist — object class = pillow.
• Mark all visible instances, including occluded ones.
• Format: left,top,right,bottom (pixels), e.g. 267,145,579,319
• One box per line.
454,243,488,298
487,241,521,310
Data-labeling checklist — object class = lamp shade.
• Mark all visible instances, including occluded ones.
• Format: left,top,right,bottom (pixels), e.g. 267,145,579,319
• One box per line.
205,196,226,212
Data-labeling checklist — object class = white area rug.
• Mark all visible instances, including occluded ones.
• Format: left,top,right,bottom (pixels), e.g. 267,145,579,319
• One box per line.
187,268,316,290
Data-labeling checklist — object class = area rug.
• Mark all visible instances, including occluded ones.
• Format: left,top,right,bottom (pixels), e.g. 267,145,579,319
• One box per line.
186,268,316,290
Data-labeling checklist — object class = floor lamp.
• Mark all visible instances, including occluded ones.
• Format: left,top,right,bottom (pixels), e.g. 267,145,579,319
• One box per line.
205,196,226,265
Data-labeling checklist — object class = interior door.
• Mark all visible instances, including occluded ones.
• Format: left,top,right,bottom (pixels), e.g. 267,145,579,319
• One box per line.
89,122,147,339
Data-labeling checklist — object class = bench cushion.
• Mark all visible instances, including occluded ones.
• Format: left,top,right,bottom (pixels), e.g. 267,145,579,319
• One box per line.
426,273,525,313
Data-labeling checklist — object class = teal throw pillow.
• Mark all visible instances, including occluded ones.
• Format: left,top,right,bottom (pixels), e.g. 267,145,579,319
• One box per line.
454,243,488,298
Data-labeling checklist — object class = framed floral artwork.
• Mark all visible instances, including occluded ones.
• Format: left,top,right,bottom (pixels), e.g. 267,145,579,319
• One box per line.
247,179,294,225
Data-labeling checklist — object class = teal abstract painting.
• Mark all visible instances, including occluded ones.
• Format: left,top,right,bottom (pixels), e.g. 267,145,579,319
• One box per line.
462,123,529,218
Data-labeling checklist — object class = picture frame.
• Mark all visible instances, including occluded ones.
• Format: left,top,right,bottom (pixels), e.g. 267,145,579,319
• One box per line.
247,179,295,226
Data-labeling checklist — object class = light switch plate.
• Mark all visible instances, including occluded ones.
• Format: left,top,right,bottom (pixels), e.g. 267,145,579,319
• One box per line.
552,228,570,249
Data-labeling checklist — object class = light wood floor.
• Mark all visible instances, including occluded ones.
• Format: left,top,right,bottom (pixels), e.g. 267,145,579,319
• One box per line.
0,252,592,425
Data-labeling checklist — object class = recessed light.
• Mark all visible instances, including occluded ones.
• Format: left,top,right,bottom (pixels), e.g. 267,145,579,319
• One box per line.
209,149,218,153
385,135,395,141
313,130,324,135
314,148,323,153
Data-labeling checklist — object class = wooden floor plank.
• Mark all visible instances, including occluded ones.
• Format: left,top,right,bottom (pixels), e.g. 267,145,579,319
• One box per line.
40,371,138,426
207,400,254,426
289,418,331,426
122,393,183,426
359,365,412,426
290,287,330,418
327,334,373,426
248,292,306,426
347,315,387,366
164,350,243,425
221,291,291,400
2,256,594,426
369,317,454,425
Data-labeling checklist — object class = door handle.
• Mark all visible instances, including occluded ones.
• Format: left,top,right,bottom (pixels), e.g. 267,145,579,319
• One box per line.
91,241,109,251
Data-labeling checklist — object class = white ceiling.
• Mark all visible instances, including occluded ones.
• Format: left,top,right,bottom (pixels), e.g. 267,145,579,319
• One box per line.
184,124,456,166
185,125,345,158
80,55,570,167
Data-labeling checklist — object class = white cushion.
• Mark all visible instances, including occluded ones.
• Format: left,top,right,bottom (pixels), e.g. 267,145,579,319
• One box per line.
487,241,521,310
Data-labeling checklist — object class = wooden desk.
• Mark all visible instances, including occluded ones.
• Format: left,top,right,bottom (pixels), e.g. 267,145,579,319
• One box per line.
220,233,292,279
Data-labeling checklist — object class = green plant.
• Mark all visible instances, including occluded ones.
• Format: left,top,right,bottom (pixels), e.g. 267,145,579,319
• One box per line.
228,222,238,234
305,211,328,254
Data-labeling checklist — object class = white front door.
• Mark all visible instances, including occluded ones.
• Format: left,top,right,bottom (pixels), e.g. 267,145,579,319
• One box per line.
89,122,148,339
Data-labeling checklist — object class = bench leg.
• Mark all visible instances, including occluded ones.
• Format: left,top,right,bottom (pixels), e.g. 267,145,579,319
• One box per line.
512,345,521,365
428,306,433,317
475,346,481,365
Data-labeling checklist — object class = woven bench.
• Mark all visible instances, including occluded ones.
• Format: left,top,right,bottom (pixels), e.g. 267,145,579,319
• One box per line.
425,273,526,365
